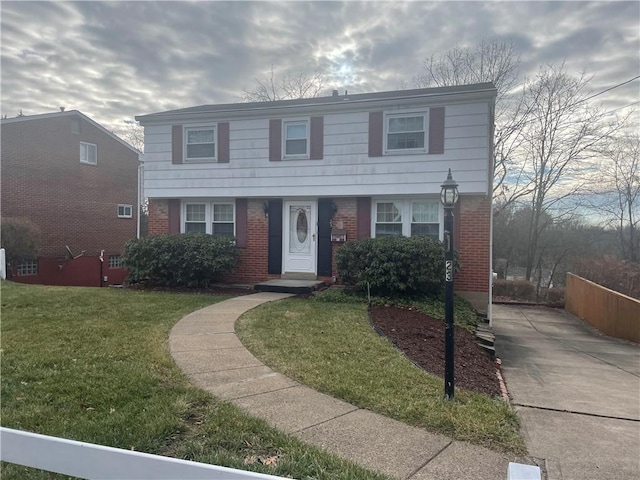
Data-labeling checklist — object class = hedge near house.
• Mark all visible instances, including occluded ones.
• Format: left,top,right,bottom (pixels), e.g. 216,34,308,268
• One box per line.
336,236,445,296
122,233,239,288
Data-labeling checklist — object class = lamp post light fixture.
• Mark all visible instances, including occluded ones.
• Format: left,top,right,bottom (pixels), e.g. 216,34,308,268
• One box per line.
440,168,459,400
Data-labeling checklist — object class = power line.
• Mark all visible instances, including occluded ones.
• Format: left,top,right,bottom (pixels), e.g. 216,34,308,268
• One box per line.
580,75,640,105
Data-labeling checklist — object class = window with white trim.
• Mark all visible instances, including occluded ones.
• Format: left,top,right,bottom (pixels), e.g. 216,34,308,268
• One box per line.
17,261,38,276
80,142,97,165
117,204,133,218
183,202,235,237
108,255,122,268
385,113,426,152
283,120,309,158
373,199,440,239
185,126,216,162
185,204,207,233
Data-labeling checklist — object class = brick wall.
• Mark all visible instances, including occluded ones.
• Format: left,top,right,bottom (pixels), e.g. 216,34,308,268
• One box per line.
455,195,491,293
329,198,358,278
1,114,139,260
147,199,170,235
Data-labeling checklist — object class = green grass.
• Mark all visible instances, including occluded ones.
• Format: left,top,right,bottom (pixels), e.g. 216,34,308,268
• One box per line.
236,295,526,455
0,281,391,480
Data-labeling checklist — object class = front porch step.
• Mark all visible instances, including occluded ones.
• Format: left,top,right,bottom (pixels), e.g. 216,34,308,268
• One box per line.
475,314,496,359
254,279,327,295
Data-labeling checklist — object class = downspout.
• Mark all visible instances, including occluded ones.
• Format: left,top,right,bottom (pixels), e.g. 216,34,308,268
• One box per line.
488,98,496,326
137,161,143,239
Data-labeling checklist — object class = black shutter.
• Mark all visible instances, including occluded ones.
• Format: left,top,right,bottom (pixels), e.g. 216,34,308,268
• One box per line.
267,199,283,274
317,198,333,277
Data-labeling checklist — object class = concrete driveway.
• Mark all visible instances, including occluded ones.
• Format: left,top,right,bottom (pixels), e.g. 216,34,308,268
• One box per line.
493,304,640,480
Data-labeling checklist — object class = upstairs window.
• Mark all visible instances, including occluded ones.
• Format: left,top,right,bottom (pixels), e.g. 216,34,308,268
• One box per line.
185,126,216,162
386,113,426,152
117,204,133,218
80,142,97,165
283,120,309,158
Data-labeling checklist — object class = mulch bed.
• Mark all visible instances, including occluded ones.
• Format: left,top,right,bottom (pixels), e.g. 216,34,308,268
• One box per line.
369,305,501,397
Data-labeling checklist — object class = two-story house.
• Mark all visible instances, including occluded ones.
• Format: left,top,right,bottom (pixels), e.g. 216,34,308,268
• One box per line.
136,84,496,313
1,110,140,286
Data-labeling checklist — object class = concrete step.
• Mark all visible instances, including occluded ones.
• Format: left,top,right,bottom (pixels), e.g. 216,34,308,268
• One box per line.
254,279,326,295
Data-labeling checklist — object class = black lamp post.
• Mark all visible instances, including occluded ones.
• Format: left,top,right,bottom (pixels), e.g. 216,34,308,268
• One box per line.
440,169,459,400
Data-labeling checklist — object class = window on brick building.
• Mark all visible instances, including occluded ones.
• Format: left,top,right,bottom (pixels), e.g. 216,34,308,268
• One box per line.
182,201,235,237
80,142,97,165
108,255,122,268
373,199,441,239
117,204,133,218
17,261,38,276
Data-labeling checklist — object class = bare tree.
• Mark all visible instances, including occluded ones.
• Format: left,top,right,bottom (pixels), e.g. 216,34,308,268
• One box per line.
241,66,328,102
515,65,626,279
415,39,531,198
115,119,144,152
587,133,640,261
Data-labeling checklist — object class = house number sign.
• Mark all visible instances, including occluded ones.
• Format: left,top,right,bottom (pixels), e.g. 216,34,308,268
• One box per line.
445,260,453,282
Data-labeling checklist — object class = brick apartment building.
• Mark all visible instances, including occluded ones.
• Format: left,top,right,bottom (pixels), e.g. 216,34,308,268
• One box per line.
137,84,496,314
1,110,140,286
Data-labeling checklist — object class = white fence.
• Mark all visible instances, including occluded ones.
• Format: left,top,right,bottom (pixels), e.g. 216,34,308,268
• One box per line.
0,248,6,279
0,427,288,480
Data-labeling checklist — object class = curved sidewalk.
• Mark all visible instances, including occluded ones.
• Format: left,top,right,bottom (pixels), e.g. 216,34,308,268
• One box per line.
169,292,525,480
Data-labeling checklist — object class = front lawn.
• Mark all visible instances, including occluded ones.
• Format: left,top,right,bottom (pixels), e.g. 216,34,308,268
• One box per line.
236,294,525,454
0,281,390,480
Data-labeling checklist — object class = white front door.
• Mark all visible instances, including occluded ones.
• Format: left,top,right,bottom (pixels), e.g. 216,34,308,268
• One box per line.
283,200,317,275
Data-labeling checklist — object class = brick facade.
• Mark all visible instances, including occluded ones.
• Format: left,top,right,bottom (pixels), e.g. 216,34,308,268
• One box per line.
1,112,139,286
146,195,490,300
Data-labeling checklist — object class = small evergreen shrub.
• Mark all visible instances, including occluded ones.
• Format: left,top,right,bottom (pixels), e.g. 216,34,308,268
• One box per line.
492,279,536,300
336,236,445,296
122,233,240,288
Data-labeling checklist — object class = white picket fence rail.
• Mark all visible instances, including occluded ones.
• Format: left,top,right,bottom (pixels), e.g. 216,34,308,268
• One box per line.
0,427,289,480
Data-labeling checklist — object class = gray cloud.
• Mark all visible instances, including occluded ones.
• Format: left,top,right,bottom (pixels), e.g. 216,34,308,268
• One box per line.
1,1,638,133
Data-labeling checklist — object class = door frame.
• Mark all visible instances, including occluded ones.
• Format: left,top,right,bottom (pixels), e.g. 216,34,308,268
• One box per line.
282,199,317,276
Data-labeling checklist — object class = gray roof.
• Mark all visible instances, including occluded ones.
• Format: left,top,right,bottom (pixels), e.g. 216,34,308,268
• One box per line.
136,82,496,123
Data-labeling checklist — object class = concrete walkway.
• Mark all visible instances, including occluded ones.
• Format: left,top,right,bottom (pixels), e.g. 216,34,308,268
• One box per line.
169,293,533,480
493,304,640,480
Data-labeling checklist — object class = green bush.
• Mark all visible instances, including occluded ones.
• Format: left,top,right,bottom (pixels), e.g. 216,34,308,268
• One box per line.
335,236,445,296
122,234,240,288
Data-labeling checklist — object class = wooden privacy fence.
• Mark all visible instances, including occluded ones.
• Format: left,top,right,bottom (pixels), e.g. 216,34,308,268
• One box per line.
0,427,288,480
565,273,640,343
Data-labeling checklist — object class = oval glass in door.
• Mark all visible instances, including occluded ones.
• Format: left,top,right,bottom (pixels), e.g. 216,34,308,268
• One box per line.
290,206,311,254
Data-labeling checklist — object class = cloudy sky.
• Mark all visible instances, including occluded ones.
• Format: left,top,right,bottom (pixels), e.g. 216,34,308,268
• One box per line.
1,1,638,135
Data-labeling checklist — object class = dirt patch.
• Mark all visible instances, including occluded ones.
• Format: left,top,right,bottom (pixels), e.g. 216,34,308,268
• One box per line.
369,305,501,397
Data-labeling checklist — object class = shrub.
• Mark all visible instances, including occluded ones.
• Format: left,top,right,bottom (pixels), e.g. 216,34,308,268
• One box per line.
0,217,40,268
492,279,536,300
122,233,240,288
336,236,445,296
545,287,565,307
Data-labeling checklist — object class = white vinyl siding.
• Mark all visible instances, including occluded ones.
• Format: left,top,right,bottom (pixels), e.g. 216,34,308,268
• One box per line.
373,199,441,239
185,126,216,162
141,101,491,198
80,142,97,165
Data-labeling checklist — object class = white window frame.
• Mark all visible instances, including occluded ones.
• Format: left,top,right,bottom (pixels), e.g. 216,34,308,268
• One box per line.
181,201,236,237
371,198,443,239
282,118,310,159
384,111,428,154
117,204,133,218
80,142,97,165
108,255,122,269
17,261,38,276
184,124,217,162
